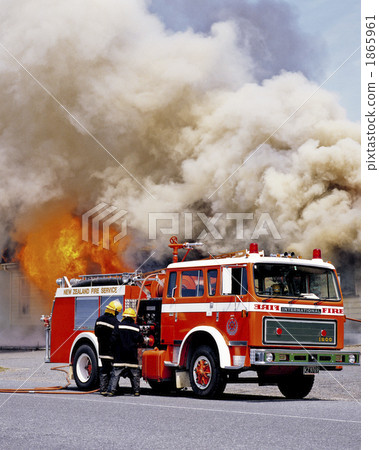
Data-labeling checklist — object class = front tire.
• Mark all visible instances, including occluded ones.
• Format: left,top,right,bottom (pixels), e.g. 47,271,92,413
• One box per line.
189,345,226,398
277,374,315,399
73,344,99,391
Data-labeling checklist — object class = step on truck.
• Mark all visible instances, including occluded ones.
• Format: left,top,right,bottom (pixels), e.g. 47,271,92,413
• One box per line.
42,237,360,399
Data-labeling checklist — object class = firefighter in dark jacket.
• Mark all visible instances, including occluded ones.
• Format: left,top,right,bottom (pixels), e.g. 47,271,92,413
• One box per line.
108,308,144,396
94,300,122,395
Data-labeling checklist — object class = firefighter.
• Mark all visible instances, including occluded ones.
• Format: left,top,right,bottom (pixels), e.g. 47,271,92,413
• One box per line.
107,308,144,396
94,300,122,395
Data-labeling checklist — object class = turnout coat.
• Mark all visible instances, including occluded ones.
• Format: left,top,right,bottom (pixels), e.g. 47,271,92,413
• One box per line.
111,317,144,368
94,312,119,360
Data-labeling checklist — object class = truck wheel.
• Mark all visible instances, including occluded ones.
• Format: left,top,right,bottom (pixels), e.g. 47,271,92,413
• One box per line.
189,345,226,398
73,344,99,391
277,374,315,399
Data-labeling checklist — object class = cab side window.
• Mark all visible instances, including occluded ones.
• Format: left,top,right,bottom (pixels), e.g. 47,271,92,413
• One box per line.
167,272,177,298
222,266,248,295
181,270,204,297
207,269,218,296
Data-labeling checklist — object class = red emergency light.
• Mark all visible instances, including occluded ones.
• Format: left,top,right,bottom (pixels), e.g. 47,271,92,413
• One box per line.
312,248,322,259
250,243,259,254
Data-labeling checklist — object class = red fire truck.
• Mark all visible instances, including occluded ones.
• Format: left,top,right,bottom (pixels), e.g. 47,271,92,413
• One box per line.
42,238,360,399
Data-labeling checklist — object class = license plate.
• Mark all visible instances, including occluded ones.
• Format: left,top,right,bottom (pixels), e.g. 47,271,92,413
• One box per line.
303,366,319,375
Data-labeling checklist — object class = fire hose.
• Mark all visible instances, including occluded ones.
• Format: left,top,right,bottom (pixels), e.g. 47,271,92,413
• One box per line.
346,317,361,323
0,365,99,395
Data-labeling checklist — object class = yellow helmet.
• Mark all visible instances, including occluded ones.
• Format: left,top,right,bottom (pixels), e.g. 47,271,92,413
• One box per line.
122,308,137,319
272,284,281,294
105,300,122,315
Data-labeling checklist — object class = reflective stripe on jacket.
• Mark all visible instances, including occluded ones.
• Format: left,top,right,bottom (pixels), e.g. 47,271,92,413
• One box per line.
111,317,144,366
94,313,119,359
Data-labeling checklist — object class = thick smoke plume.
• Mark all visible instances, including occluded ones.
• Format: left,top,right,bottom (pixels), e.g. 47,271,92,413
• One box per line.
0,0,360,270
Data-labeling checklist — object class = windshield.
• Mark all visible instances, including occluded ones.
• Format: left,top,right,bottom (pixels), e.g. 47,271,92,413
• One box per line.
253,263,341,301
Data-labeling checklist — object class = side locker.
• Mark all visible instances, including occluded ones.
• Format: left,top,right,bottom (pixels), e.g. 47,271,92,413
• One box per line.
49,296,75,363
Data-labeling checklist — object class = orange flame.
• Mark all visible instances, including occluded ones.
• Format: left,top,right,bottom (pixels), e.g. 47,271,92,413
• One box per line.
18,213,129,298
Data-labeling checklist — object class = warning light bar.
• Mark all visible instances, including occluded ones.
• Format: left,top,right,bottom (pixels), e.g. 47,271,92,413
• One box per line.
249,243,259,254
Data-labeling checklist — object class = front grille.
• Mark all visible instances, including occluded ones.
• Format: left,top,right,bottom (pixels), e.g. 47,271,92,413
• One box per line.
263,317,337,346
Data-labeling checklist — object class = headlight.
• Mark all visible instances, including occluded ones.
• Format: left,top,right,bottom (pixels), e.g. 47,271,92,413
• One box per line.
266,352,274,363
348,354,356,364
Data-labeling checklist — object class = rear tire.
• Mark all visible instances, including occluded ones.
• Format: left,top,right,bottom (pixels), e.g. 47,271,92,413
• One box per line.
277,374,315,399
73,344,99,391
189,345,226,398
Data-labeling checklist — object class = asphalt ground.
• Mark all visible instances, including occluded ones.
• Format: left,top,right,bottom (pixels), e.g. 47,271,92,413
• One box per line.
0,347,361,449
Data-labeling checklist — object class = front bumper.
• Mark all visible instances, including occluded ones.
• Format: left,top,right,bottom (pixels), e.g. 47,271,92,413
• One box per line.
250,348,360,366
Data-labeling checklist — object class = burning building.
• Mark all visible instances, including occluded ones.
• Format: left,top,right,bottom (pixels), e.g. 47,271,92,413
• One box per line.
0,262,46,347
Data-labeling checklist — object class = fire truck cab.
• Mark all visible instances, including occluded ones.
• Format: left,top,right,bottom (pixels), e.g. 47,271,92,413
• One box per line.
43,240,360,399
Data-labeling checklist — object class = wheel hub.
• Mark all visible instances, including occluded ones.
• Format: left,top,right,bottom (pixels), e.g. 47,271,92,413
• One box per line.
77,354,91,382
193,356,211,389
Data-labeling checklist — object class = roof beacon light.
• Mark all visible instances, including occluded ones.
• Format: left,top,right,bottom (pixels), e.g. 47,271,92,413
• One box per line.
250,243,259,254
312,248,322,259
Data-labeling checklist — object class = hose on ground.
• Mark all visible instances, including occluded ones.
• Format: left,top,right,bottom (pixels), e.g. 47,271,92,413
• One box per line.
0,365,99,394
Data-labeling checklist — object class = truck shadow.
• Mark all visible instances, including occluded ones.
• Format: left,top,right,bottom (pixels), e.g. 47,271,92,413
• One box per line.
113,386,323,402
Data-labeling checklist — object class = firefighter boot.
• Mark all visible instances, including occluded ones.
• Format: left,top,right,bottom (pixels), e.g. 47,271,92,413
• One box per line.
130,368,141,396
99,372,109,396
99,359,113,395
